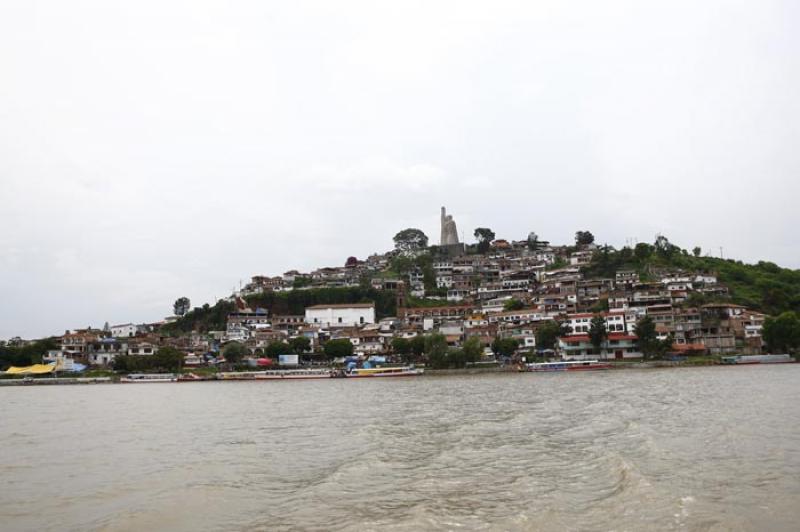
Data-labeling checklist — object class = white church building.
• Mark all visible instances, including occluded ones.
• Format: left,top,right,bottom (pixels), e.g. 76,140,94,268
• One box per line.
304,303,376,327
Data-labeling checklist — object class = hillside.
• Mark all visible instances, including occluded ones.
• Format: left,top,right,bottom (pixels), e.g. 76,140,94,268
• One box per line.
162,287,397,334
160,237,799,335
582,242,800,316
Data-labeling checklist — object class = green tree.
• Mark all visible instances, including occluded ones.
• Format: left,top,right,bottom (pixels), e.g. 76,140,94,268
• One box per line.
655,234,679,259
222,342,248,365
693,246,702,257
503,298,525,311
762,312,800,352
575,231,595,246
634,242,653,262
264,341,292,359
633,316,661,359
173,297,191,316
289,336,311,354
324,338,354,359
153,346,184,372
409,335,426,358
535,321,568,351
588,315,608,356
491,337,519,358
474,228,496,253
424,334,449,368
391,337,411,357
393,228,429,253
462,336,483,363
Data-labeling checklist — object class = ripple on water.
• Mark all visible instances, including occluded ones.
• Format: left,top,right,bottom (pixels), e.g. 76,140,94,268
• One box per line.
1,367,800,531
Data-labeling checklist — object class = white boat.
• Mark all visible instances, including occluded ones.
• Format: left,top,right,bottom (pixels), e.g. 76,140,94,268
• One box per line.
217,369,333,380
344,366,424,378
721,354,794,365
120,373,178,383
523,360,612,372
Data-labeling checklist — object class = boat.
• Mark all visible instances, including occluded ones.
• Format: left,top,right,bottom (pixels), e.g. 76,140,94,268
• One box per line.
344,366,424,378
524,360,612,372
120,373,178,383
177,372,208,382
720,354,794,365
216,369,334,380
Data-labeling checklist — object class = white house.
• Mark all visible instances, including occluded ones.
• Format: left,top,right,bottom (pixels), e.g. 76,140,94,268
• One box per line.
111,323,137,338
304,303,375,327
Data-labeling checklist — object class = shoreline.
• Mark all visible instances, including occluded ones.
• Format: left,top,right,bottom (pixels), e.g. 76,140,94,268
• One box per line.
1,360,796,385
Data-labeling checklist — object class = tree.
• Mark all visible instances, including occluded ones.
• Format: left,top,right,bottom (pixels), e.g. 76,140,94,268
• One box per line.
589,315,608,356
173,297,191,316
222,342,248,365
324,338,354,359
634,242,653,261
654,234,678,259
289,336,311,354
153,346,184,372
462,336,483,364
474,228,496,253
409,335,426,358
633,316,662,359
693,246,702,257
393,228,428,253
491,337,519,358
575,231,595,246
762,312,800,352
264,341,292,358
391,337,411,357
345,256,359,267
424,334,449,368
503,298,525,311
535,321,567,351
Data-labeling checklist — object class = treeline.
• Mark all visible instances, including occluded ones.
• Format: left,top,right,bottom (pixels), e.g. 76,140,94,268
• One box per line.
582,237,800,316
112,347,184,372
0,338,58,370
162,300,235,334
245,286,396,318
162,287,396,334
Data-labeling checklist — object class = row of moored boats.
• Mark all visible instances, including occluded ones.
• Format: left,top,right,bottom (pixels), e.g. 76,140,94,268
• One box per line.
120,366,424,382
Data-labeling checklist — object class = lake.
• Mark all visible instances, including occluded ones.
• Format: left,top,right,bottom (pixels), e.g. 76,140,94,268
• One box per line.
2,365,799,531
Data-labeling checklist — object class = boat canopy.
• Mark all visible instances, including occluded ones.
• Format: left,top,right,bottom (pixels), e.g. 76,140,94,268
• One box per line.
4,364,56,375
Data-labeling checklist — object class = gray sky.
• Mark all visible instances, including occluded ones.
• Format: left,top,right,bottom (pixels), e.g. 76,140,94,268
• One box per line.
1,1,798,339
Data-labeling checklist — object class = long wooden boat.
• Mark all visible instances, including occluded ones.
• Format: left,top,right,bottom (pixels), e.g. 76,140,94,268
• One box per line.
217,369,334,380
721,354,794,365
524,360,612,372
120,373,178,383
344,366,423,378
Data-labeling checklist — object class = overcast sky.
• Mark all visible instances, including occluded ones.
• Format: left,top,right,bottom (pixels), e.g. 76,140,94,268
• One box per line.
1,1,798,339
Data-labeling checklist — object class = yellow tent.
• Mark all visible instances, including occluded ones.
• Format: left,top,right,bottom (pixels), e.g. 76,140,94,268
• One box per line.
4,364,56,375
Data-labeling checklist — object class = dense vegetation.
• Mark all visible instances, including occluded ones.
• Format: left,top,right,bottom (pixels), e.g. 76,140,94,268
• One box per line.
112,347,184,372
582,238,800,316
0,337,58,369
162,287,397,334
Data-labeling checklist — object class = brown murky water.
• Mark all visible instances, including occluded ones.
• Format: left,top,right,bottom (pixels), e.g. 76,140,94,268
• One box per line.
2,365,799,531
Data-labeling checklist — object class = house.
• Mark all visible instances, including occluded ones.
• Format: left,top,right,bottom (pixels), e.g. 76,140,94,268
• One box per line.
127,341,157,356
88,338,127,366
305,303,375,327
558,333,641,360
110,323,137,338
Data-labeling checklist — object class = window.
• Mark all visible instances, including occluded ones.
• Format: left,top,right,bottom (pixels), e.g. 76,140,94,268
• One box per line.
338,317,342,323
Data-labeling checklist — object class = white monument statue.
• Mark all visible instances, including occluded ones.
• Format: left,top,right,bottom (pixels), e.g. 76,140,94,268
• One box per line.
440,207,460,246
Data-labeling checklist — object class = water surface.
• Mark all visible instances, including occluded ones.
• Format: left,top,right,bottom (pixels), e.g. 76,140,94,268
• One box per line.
2,366,799,531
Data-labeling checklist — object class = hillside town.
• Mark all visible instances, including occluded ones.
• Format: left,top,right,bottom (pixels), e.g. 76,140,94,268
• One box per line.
8,206,777,375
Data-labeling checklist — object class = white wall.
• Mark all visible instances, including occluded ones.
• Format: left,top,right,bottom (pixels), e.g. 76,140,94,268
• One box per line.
304,306,375,327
